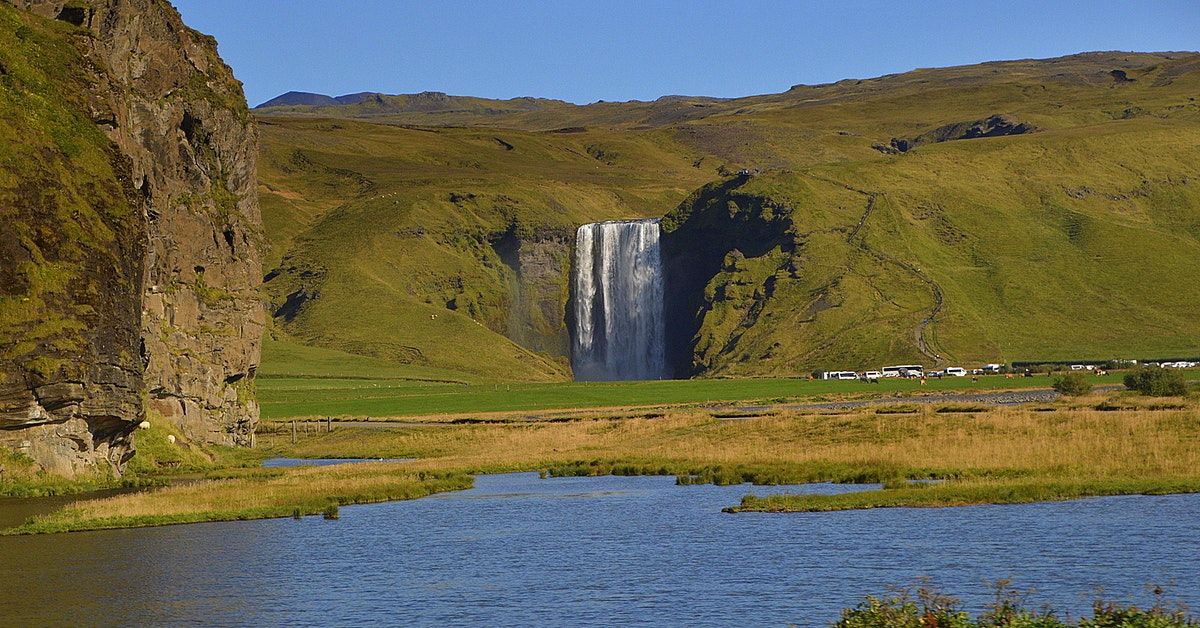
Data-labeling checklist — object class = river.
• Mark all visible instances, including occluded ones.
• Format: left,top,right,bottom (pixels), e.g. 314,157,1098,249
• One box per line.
2,472,1197,626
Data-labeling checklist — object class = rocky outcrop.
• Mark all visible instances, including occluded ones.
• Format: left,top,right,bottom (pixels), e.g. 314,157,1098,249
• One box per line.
488,225,571,358
0,0,262,476
875,114,1038,153
498,227,573,358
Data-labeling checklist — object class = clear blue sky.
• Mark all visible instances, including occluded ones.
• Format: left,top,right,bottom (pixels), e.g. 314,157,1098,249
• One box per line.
171,0,1198,108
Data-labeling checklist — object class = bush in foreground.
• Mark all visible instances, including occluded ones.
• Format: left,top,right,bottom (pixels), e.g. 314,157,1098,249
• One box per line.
1123,367,1188,397
1052,372,1093,396
834,580,1196,628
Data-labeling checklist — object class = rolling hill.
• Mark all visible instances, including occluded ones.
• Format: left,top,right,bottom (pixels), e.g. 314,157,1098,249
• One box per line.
255,51,1200,381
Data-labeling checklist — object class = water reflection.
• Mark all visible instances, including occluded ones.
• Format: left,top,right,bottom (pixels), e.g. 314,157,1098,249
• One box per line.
1,474,1197,627
0,488,137,531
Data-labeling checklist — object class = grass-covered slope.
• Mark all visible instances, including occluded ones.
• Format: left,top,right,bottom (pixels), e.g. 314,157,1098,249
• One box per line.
257,117,716,380
257,52,1200,380
665,116,1200,375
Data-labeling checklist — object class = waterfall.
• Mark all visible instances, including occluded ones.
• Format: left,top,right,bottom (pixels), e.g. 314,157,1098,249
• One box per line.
571,219,666,381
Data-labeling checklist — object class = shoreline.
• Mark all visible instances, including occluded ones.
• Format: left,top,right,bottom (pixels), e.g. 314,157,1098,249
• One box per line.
6,386,1198,534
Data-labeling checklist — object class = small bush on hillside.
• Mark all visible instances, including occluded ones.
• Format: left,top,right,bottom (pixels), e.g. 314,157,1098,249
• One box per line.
1123,367,1187,396
1053,372,1092,396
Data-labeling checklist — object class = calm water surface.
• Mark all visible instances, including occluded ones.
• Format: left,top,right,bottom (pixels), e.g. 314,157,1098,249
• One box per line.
2,473,1197,627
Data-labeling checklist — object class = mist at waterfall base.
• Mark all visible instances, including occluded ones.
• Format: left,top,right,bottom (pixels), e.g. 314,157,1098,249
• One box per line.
571,219,667,381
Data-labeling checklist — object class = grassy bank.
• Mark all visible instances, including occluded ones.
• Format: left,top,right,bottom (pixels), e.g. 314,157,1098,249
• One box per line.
7,463,471,534
727,477,1200,513
10,389,1198,533
261,393,1200,509
0,449,128,498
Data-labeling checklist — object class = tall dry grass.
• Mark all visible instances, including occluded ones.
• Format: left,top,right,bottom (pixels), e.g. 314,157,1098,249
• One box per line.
18,402,1198,531
9,463,471,534
264,403,1200,481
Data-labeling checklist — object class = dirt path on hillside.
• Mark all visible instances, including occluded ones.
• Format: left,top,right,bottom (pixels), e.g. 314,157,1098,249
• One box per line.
802,173,947,366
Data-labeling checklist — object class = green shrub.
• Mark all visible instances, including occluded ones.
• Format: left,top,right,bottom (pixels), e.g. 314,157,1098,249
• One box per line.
834,581,1198,627
1052,372,1093,396
834,581,970,628
1123,368,1187,397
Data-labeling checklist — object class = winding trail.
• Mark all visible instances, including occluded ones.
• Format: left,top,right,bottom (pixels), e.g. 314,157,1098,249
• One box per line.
802,173,947,366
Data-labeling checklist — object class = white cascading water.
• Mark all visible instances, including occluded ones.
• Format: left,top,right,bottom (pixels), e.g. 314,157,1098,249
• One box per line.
571,219,666,381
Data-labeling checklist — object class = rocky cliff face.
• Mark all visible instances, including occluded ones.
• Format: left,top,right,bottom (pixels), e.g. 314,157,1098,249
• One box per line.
0,0,262,476
494,226,574,360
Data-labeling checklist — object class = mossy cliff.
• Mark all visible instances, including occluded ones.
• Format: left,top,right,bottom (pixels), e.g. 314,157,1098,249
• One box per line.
661,173,933,378
0,0,262,476
662,175,802,377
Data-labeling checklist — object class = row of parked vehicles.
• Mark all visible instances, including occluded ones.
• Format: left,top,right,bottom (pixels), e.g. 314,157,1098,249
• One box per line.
822,360,1197,381
820,364,984,381
1156,361,1197,369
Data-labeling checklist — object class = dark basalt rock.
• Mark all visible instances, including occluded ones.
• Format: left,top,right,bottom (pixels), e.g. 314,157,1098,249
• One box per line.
876,114,1039,153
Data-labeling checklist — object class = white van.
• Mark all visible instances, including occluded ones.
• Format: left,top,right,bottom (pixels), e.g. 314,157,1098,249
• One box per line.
945,367,966,377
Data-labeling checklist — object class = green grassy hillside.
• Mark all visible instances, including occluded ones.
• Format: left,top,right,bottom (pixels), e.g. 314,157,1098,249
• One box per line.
256,51,1200,380
256,118,715,379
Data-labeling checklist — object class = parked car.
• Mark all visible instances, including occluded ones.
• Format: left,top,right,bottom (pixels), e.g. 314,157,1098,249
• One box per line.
861,371,883,381
945,367,967,377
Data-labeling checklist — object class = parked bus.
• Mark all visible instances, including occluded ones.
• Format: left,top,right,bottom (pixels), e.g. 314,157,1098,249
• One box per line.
881,365,924,378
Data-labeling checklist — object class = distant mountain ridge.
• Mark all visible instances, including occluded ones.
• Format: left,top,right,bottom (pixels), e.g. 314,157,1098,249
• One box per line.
256,90,730,111
256,90,378,108
252,52,1200,135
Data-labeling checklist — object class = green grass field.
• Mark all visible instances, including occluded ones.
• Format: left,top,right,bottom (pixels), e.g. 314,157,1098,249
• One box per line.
256,373,1111,419
258,336,1121,418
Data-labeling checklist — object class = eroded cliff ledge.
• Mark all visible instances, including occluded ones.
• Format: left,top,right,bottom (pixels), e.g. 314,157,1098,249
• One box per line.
0,0,263,476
